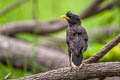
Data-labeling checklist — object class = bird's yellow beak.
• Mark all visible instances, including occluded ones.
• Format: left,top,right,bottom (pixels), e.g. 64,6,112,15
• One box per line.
61,15,70,20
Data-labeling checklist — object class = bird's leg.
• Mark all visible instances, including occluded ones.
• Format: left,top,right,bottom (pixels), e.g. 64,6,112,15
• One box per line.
69,56,72,70
68,47,72,70
79,63,83,69
79,61,87,69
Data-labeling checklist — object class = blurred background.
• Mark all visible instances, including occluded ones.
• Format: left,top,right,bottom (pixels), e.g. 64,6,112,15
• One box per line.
0,0,120,79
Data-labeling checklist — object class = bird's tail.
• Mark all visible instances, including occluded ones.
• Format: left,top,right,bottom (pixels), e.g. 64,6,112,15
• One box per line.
72,54,83,66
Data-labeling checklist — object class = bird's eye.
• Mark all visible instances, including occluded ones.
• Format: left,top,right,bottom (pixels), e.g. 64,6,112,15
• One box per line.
68,15,72,18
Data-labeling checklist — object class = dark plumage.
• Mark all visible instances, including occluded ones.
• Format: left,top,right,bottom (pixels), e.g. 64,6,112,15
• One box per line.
61,11,88,69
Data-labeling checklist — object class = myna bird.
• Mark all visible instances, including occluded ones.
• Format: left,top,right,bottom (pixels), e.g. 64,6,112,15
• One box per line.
61,11,88,70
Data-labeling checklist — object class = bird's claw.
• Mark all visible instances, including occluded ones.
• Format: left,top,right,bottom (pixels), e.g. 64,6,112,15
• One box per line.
69,66,72,71
79,62,87,69
83,62,87,66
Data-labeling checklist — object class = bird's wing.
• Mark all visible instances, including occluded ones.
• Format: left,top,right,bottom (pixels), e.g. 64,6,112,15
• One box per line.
66,29,72,56
81,27,88,52
68,26,88,57
66,29,70,45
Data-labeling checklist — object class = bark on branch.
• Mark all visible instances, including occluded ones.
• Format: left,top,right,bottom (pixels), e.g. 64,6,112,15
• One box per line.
14,62,120,80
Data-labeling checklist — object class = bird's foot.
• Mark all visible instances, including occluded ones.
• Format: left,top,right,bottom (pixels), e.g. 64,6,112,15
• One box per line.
82,62,87,66
79,62,87,69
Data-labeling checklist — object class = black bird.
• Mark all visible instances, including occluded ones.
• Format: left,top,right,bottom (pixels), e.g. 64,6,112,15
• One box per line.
61,11,88,70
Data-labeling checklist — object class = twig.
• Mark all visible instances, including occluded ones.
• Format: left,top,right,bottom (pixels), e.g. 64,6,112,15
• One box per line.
85,33,120,63
0,0,29,17
3,73,12,80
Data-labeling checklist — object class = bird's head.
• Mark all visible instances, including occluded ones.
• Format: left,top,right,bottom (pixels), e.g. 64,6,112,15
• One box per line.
61,11,81,26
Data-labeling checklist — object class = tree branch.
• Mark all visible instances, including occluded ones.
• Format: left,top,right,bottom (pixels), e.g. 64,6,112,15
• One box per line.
3,73,11,80
0,35,68,70
85,33,120,63
90,0,120,17
0,0,29,17
14,62,120,80
0,20,67,36
80,0,104,19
